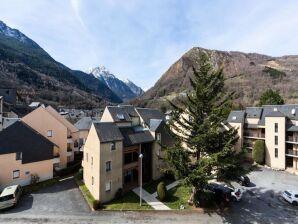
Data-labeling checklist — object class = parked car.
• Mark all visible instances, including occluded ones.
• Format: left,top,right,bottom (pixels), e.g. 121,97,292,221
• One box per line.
206,183,232,204
281,190,298,206
236,175,251,186
0,185,22,210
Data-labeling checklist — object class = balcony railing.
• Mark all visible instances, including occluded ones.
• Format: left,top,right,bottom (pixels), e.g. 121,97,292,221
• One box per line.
286,136,298,143
244,132,265,138
286,149,298,156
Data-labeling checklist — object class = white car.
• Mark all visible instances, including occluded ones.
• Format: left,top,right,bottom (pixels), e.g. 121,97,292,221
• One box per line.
0,185,22,210
281,190,298,206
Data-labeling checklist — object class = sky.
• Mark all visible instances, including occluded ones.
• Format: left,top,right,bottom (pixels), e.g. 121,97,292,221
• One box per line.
1,0,298,90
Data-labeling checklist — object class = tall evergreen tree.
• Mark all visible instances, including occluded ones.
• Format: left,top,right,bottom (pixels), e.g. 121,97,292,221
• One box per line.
258,89,284,106
166,52,245,195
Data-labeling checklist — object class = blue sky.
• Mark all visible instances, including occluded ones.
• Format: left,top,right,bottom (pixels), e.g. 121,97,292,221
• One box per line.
1,0,298,90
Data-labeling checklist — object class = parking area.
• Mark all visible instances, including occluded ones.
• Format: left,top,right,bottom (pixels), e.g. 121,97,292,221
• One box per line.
1,177,90,215
223,167,298,223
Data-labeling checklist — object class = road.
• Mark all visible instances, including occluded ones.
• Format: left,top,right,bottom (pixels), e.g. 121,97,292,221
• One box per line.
0,168,297,223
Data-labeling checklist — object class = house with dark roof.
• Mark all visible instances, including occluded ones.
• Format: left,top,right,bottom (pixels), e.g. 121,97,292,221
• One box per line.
82,105,174,203
0,121,58,189
227,104,298,171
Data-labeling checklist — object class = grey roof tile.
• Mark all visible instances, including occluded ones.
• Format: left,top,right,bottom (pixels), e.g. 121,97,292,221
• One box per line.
136,108,165,126
93,122,123,143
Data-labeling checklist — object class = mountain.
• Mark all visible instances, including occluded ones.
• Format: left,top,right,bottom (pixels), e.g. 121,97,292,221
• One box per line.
87,66,143,101
0,21,122,108
123,79,144,96
136,47,298,110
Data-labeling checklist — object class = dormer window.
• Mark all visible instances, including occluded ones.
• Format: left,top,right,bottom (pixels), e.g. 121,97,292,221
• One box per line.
273,108,278,112
291,109,296,115
232,116,237,121
16,152,22,161
116,114,125,120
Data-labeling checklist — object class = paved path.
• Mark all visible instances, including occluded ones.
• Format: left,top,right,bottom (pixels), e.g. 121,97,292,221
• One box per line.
132,187,170,210
152,180,180,198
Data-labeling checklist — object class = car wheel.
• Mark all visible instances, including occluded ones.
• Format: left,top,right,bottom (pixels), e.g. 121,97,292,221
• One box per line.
292,201,298,206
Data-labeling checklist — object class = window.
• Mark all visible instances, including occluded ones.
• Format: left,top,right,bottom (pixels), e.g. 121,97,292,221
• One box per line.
25,171,30,175
275,123,278,133
92,176,94,185
16,152,22,160
275,148,278,158
67,156,71,163
13,170,20,179
91,157,93,166
111,142,116,150
106,161,111,172
275,136,278,145
86,153,88,162
105,181,111,192
156,133,161,142
47,130,53,137
116,113,125,120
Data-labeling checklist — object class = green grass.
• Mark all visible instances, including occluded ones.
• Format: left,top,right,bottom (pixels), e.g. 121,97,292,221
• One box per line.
103,191,152,210
143,178,175,194
23,177,60,194
163,184,192,210
74,175,95,208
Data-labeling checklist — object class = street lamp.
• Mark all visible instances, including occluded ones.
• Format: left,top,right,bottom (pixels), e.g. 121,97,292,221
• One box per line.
139,153,143,207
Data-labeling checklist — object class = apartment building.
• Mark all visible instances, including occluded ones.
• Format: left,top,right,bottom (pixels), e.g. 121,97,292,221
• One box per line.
74,117,100,151
22,106,79,169
82,105,174,203
0,121,57,189
227,104,298,171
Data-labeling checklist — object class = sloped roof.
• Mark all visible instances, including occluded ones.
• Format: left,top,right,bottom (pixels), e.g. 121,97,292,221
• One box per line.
227,111,245,123
107,106,132,122
265,111,286,117
0,121,54,164
119,126,154,146
136,108,165,126
74,117,99,130
93,122,123,143
46,106,78,133
121,105,139,117
149,119,163,132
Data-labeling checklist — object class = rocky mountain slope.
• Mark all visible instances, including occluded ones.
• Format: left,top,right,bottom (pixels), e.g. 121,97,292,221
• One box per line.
87,66,143,101
136,47,298,109
0,21,122,108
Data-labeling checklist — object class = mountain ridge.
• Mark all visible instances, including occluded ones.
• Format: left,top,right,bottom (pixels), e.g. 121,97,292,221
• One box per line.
136,47,298,109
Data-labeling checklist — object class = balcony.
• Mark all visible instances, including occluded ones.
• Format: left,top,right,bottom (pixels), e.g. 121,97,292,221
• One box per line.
67,147,72,152
244,132,265,139
286,149,298,157
286,136,298,144
53,154,60,164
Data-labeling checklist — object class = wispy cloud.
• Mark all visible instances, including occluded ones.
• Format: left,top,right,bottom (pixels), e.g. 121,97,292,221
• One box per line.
0,0,298,89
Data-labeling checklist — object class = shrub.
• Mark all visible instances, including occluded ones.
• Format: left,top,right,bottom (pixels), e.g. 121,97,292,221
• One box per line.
92,200,101,210
157,182,167,201
163,169,176,181
253,140,265,165
56,161,81,177
194,189,215,208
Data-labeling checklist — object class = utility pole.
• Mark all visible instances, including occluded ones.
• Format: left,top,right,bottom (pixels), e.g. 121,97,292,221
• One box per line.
139,153,143,207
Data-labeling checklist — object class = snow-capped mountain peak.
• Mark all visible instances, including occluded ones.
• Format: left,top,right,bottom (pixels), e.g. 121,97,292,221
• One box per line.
87,66,144,101
0,21,38,47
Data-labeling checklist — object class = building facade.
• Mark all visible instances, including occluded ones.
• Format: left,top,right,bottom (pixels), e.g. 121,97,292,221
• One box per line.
82,106,174,203
227,104,298,171
0,121,56,189
22,106,79,169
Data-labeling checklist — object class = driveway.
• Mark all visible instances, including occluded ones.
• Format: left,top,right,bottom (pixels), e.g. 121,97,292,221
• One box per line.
222,167,298,223
1,177,89,215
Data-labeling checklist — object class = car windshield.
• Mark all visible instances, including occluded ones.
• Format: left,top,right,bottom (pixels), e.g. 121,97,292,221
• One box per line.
0,194,14,202
284,191,291,196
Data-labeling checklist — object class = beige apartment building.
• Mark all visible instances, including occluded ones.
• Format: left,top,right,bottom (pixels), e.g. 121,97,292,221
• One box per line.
0,121,56,189
82,105,174,203
22,106,79,169
227,104,298,171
